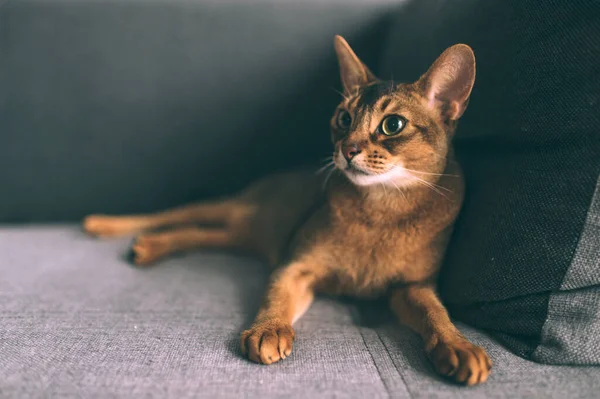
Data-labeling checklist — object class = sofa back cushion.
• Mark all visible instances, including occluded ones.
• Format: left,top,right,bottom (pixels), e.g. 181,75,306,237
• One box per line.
0,0,399,221
381,0,600,364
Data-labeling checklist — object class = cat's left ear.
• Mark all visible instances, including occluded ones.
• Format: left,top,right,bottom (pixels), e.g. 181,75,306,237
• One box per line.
334,35,377,94
417,44,476,121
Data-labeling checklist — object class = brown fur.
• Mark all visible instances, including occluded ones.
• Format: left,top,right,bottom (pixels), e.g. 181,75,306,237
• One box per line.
83,36,491,385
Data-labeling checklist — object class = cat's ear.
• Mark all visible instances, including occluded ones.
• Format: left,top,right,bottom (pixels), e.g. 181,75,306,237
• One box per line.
417,44,476,120
334,35,377,94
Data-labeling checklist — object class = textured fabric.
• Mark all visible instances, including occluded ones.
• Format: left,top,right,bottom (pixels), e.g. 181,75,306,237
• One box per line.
2,226,600,398
561,178,600,291
532,287,600,365
0,0,400,221
532,177,600,364
381,0,600,361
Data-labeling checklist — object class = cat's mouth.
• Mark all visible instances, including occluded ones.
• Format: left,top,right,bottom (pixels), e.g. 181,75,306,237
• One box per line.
340,163,416,187
345,164,371,176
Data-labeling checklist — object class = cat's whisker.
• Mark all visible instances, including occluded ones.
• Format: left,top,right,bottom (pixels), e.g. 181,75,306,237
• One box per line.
379,182,389,199
389,181,409,204
417,181,449,200
402,168,459,178
422,180,451,194
409,175,453,193
410,174,440,189
316,162,335,175
411,177,452,201
431,182,452,193
322,167,337,191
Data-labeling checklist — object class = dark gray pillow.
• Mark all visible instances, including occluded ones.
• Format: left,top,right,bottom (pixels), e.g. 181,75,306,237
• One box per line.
381,0,600,364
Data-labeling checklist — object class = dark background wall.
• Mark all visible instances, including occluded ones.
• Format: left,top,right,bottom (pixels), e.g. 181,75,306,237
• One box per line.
0,0,402,222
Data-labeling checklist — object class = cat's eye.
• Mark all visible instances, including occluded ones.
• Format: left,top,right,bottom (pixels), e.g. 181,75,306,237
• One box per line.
336,110,352,130
380,115,406,136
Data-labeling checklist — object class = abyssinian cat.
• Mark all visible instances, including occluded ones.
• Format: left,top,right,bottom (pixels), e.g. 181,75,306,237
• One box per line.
84,36,491,385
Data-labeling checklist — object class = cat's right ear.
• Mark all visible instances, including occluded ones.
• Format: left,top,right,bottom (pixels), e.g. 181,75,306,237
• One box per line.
417,44,476,121
334,35,377,95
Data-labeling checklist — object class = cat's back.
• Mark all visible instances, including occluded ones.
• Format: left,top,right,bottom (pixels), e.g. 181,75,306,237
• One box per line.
240,168,324,204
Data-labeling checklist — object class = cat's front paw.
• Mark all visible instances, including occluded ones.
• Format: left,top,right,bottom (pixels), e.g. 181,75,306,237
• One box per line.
240,319,295,365
429,339,492,385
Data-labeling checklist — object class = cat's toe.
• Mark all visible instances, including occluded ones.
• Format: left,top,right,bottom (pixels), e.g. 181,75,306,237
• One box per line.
429,340,491,385
241,320,295,365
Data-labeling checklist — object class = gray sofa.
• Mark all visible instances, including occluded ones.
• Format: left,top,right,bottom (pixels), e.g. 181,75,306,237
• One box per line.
2,1,599,398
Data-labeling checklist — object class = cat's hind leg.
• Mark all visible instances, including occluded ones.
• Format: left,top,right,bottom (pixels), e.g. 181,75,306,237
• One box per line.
130,225,232,265
83,199,240,238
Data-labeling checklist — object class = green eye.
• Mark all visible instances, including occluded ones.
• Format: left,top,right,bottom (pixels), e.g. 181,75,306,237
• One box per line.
380,115,406,136
336,110,352,130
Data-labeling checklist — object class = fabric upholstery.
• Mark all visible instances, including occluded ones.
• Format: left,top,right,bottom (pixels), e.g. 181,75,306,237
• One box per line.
532,178,600,364
380,0,600,363
3,0,600,394
2,226,599,398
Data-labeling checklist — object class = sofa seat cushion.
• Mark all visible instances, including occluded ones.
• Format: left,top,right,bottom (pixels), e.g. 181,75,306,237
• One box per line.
1,226,599,398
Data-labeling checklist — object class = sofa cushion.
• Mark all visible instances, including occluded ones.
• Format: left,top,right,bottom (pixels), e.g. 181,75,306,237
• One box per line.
1,226,599,398
380,0,600,363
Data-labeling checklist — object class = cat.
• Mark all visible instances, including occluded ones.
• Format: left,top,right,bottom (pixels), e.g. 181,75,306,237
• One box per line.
83,36,491,385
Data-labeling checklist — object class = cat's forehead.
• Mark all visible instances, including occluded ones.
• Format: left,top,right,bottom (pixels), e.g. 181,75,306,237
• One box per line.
344,82,419,113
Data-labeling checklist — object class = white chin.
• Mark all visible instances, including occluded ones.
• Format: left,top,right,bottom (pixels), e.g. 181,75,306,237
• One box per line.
344,167,413,187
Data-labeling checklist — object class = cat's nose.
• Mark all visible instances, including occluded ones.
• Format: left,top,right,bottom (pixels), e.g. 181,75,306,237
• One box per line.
342,144,362,162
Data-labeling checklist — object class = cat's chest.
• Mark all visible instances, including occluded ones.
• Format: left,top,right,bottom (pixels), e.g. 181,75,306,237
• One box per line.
317,222,430,297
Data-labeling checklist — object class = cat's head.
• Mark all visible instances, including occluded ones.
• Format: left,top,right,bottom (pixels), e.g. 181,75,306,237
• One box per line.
330,36,475,187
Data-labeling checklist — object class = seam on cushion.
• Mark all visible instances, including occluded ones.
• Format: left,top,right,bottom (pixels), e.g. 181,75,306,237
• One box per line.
357,326,391,399
374,328,414,399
